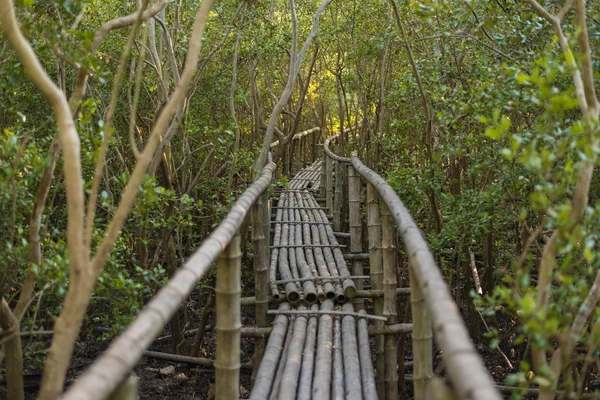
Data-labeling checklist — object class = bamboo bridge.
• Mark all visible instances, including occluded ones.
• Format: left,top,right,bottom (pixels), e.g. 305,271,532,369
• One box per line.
61,129,501,400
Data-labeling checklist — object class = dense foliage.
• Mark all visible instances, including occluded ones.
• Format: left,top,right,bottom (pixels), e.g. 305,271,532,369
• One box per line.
1,0,600,398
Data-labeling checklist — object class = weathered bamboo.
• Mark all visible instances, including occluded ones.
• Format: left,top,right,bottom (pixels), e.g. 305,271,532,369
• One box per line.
239,285,410,306
280,306,309,399
307,199,345,302
63,159,277,400
344,253,370,260
215,234,241,400
333,159,342,231
107,376,138,400
348,165,364,310
297,305,318,400
263,192,271,282
287,201,301,281
350,155,499,399
320,150,326,199
358,311,378,400
269,316,295,400
270,193,285,299
410,265,433,400
368,323,412,335
342,303,362,400
274,275,368,284
277,194,301,303
325,153,333,213
367,183,385,398
250,303,292,399
304,194,356,300
252,192,269,381
381,202,398,400
144,350,254,368
271,244,345,249
295,192,328,300
292,207,318,304
313,300,334,400
301,195,335,300
268,309,388,322
332,316,345,400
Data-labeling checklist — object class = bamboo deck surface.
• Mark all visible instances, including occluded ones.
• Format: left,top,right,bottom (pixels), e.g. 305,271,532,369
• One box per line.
252,160,378,400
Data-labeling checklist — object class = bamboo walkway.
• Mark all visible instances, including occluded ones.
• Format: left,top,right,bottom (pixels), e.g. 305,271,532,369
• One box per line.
251,160,378,400
63,128,501,400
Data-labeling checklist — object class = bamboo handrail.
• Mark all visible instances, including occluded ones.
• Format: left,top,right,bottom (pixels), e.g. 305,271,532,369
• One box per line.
269,127,320,149
321,138,500,399
62,158,277,400
349,154,501,400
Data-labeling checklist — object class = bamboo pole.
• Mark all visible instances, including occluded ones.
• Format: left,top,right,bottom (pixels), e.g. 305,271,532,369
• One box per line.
333,159,342,231
304,194,356,299
341,303,362,400
292,207,318,304
358,311,378,400
250,303,292,399
326,154,333,213
312,300,334,400
297,305,318,400
252,193,269,382
367,182,385,398
410,265,433,400
381,202,398,400
295,193,327,300
239,287,410,306
332,316,345,400
269,316,295,400
280,306,309,399
268,309,388,322
348,165,363,310
305,197,345,302
270,193,285,299
299,194,335,300
215,234,241,400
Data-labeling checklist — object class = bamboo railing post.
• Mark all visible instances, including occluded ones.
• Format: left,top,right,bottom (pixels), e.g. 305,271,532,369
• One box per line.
333,157,342,231
367,182,385,398
215,234,242,400
320,150,326,199
348,166,364,311
252,194,268,384
326,154,333,214
382,202,398,400
410,264,433,400
107,376,138,400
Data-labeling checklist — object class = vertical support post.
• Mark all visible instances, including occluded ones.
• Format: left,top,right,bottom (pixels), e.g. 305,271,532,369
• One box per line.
320,150,327,199
382,202,398,400
108,376,138,400
326,154,333,213
299,136,305,169
333,158,342,231
367,183,385,399
216,234,242,400
410,262,433,400
348,166,363,311
251,195,268,384
298,137,302,171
